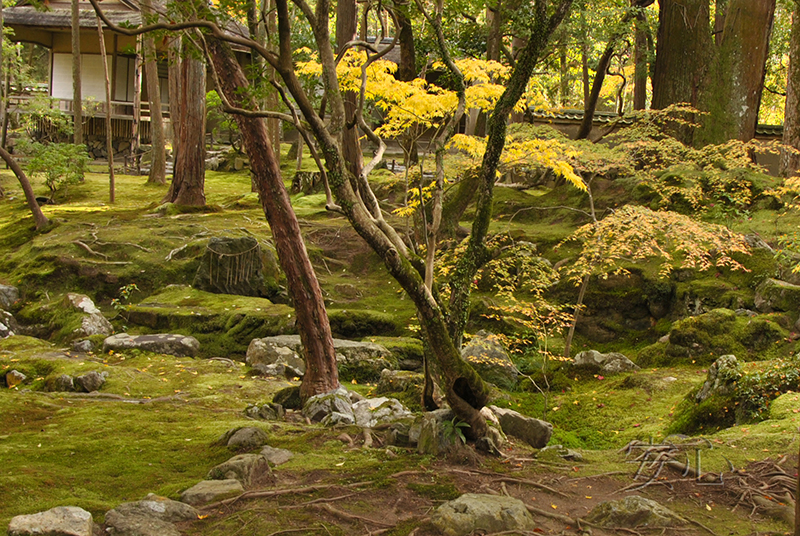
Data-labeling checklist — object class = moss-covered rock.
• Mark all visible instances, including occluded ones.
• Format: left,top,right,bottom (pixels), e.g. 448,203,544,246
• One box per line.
755,278,800,313
327,309,400,338
637,309,789,366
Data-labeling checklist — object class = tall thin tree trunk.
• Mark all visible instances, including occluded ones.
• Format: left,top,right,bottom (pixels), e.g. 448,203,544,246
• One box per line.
71,0,83,146
782,1,800,177
142,0,166,185
207,37,339,401
131,36,143,174
97,15,115,203
633,8,649,110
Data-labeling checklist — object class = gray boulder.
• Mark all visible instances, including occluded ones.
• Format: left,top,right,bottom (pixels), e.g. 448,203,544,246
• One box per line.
244,402,285,421
585,496,685,528
416,409,456,455
103,333,200,357
431,494,536,536
180,479,244,506
321,411,356,426
71,339,95,353
303,386,354,423
695,354,742,403
46,374,75,392
461,331,519,389
105,494,197,536
192,236,279,298
0,283,20,310
217,427,269,451
65,293,113,336
573,350,639,374
261,445,294,466
488,405,552,448
247,336,306,375
74,371,107,393
207,454,269,486
247,335,396,383
8,506,94,536
352,397,412,428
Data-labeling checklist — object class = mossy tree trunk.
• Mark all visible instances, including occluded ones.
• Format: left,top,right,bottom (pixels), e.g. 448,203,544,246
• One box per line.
632,4,651,110
781,0,800,177
695,0,775,145
206,37,340,401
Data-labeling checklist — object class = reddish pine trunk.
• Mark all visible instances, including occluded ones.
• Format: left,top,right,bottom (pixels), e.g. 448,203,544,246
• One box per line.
0,146,50,230
206,37,339,401
142,0,166,185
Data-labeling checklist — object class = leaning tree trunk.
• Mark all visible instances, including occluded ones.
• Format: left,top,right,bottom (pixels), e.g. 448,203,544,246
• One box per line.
695,0,776,145
0,147,50,229
142,0,166,185
206,37,340,401
96,15,116,203
164,49,206,206
783,2,800,177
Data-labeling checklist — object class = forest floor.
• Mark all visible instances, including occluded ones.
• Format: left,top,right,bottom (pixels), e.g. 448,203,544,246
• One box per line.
1,159,799,535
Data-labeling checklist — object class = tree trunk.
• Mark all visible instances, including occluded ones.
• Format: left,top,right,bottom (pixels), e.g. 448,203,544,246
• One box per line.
651,0,712,111
97,15,115,203
782,1,800,177
165,48,206,206
168,39,182,173
695,0,776,145
206,37,339,401
633,8,649,110
486,4,502,62
71,0,83,146
337,0,363,181
131,37,143,174
0,147,50,230
142,0,166,185
394,0,417,82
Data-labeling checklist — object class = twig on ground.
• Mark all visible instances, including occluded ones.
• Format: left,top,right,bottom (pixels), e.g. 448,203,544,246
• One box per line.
284,493,358,509
491,477,568,498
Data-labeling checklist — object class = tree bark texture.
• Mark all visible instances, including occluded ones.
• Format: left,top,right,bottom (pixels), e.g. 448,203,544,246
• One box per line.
337,0,363,181
142,0,166,185
168,39,182,170
165,49,206,206
394,0,417,82
206,37,340,402
695,0,775,145
651,0,712,111
633,9,649,110
782,2,800,177
0,146,50,230
71,0,83,146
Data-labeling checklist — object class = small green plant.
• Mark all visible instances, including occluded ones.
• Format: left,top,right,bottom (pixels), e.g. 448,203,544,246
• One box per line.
111,284,140,329
20,141,89,201
441,417,469,445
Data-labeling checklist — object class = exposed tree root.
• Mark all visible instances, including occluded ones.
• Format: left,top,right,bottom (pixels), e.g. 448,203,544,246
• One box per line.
201,481,373,510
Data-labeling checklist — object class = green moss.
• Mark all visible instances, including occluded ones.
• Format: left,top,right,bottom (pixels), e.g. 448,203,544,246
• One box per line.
328,309,400,338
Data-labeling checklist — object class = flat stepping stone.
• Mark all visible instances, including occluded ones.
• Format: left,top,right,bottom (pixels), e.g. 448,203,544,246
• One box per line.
180,479,243,506
103,333,200,357
105,494,197,536
8,506,94,536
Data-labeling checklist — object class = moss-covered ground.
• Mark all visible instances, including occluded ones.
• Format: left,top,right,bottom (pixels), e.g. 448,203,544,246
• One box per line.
2,153,800,535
